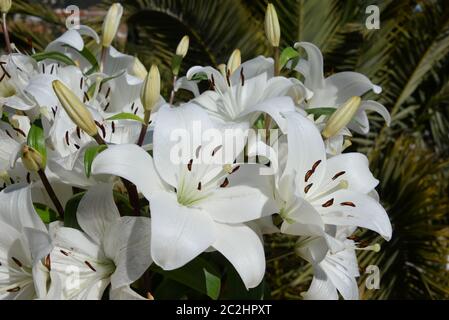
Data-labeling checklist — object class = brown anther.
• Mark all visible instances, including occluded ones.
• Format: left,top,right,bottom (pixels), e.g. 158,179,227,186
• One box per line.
65,131,70,146
305,170,313,182
84,261,96,272
231,165,240,174
7,286,20,293
240,67,245,86
60,250,69,256
304,183,313,194
220,177,229,188
312,160,322,172
322,198,334,207
332,171,346,180
187,159,193,171
12,257,23,268
340,201,356,207
197,182,202,191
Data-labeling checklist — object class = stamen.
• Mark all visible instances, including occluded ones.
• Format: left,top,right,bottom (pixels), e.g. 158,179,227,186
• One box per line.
195,145,202,159
187,159,193,171
305,170,313,182
197,182,202,191
7,287,20,293
312,160,321,171
50,65,55,74
80,77,84,90
211,145,222,156
84,261,96,272
45,254,51,271
13,127,26,137
104,102,110,112
226,69,231,86
60,250,69,256
5,129,12,139
340,201,356,207
332,171,346,180
76,126,81,139
131,102,135,111
11,257,23,268
304,183,313,194
231,165,240,174
112,121,115,134
26,172,31,183
74,144,80,150
322,198,334,207
105,87,111,99
133,108,138,115
240,67,245,86
65,131,70,146
83,91,89,102
220,177,229,188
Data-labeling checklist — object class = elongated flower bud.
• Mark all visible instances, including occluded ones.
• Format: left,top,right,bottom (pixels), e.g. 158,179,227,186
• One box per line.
131,57,147,80
141,64,160,112
52,80,98,137
227,49,241,75
101,3,123,48
0,0,11,13
322,96,362,139
176,35,190,58
22,145,44,172
217,64,227,77
265,3,280,47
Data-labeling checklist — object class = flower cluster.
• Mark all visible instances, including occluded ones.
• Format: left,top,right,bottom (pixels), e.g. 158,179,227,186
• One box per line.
0,3,391,300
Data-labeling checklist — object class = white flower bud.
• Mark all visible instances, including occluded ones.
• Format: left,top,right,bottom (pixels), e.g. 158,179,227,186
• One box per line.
176,35,190,58
141,64,160,112
265,3,280,47
0,0,11,14
101,3,123,48
21,145,44,172
131,57,147,80
217,64,227,77
227,49,241,75
322,96,362,139
52,80,98,137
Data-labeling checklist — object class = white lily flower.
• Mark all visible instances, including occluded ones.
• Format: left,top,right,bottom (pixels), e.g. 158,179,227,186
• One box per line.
0,184,52,299
292,42,391,137
48,183,152,300
297,227,366,300
179,56,307,130
92,103,277,289
275,111,392,249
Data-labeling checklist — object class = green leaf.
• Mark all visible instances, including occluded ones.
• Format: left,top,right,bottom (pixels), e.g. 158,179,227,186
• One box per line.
34,203,58,224
106,112,144,123
84,145,108,178
32,51,76,66
27,121,47,167
191,72,208,81
64,192,85,230
279,46,300,69
151,255,221,300
306,107,336,117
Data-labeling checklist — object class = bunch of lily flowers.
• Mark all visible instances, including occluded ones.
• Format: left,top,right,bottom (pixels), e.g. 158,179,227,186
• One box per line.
0,2,392,300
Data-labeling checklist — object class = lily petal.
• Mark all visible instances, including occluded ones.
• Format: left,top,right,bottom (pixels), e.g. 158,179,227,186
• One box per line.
212,223,265,289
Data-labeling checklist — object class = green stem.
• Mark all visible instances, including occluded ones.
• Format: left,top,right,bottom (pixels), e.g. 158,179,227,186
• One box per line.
38,169,64,219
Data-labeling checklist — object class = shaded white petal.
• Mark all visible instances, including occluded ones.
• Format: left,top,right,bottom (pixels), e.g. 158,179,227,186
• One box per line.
212,223,265,289
92,144,166,200
318,190,392,240
303,265,338,300
360,100,391,126
153,103,215,187
293,42,325,90
110,286,147,300
0,183,46,232
318,153,379,195
77,183,120,244
150,191,215,270
108,217,152,289
283,111,326,195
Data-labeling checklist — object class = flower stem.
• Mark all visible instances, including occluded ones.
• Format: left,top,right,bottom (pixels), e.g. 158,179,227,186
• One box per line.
2,13,11,54
169,75,178,105
136,111,150,147
94,133,141,216
264,47,280,142
37,169,64,219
